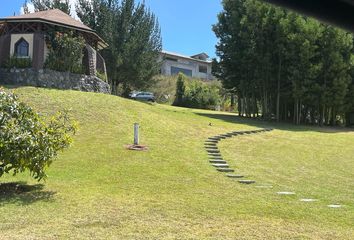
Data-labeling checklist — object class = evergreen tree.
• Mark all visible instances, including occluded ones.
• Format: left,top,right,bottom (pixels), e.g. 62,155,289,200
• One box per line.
76,0,162,95
31,0,71,15
22,0,30,14
173,73,186,106
213,0,354,126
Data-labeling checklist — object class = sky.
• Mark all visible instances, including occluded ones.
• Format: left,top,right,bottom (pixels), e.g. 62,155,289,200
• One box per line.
0,0,223,58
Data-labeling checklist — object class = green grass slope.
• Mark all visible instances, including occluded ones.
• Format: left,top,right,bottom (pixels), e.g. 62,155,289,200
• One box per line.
0,87,353,239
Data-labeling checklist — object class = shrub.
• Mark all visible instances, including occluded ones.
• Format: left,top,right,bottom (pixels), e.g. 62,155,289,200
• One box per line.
3,56,32,69
45,32,85,74
146,75,177,103
172,73,222,109
173,73,186,106
0,88,77,181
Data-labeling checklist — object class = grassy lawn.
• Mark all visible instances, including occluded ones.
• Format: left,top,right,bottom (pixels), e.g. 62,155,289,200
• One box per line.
0,86,353,239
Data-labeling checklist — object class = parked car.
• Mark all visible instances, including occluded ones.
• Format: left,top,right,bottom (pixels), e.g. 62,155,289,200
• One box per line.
129,91,141,98
131,92,155,102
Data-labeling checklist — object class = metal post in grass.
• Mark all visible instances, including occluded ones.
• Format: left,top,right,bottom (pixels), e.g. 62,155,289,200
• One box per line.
134,123,139,145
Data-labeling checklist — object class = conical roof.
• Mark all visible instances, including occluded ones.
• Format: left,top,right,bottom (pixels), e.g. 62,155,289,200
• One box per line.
0,9,107,49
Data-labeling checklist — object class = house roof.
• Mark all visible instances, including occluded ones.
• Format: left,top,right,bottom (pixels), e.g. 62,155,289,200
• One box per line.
161,50,212,64
191,53,210,59
0,9,108,49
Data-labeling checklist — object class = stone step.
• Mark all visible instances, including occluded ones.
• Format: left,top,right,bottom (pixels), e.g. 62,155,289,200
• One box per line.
205,148,219,152
226,174,244,178
238,180,255,184
212,163,229,168
206,149,220,154
220,134,233,138
208,137,221,141
216,168,234,173
204,144,217,148
327,204,342,208
209,160,227,164
205,145,219,149
300,199,318,202
216,135,228,139
209,157,224,161
277,192,295,195
205,140,218,144
208,152,221,155
205,148,219,151
205,143,218,146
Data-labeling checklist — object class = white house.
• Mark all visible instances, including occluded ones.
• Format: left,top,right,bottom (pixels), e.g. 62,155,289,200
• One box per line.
159,50,214,80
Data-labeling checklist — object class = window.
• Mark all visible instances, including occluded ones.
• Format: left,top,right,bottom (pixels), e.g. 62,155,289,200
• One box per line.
199,65,208,74
171,66,192,77
15,38,29,57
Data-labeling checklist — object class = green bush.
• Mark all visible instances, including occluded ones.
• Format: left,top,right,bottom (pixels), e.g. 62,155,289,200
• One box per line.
173,73,221,109
45,32,85,74
3,56,32,69
0,88,77,181
147,75,178,103
174,73,186,106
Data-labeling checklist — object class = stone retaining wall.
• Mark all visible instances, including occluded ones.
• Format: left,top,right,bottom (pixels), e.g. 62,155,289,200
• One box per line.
0,68,111,94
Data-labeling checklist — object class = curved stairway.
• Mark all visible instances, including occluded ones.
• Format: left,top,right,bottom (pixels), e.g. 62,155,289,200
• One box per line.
205,128,273,184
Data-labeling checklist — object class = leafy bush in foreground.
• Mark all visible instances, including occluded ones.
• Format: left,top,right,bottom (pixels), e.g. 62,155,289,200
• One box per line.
0,88,77,181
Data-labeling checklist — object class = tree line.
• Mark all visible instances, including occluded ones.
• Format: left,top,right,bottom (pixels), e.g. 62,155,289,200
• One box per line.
30,0,162,96
213,0,354,126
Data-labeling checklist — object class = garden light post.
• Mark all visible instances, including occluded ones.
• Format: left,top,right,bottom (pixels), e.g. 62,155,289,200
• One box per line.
134,123,139,145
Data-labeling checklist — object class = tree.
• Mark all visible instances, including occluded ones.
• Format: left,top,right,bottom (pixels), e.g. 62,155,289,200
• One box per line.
213,0,354,125
76,0,162,95
173,73,186,106
0,88,77,181
45,32,86,74
31,0,71,15
22,0,30,14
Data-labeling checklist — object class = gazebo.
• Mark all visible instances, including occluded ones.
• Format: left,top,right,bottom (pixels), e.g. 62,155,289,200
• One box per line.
0,9,108,77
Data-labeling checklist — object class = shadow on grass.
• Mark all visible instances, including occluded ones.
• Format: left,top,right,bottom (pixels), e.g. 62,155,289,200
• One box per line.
195,112,353,133
0,182,55,206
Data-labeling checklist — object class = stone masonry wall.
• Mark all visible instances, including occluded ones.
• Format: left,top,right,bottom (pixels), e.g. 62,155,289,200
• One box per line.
0,68,110,94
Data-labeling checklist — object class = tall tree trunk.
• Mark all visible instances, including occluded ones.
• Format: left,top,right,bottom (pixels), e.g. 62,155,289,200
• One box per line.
238,95,242,117
230,94,235,111
331,107,336,126
276,57,282,122
320,104,325,126
298,99,302,125
253,94,257,117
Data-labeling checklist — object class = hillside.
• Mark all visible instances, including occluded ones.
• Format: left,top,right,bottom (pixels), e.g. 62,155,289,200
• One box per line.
1,87,353,239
